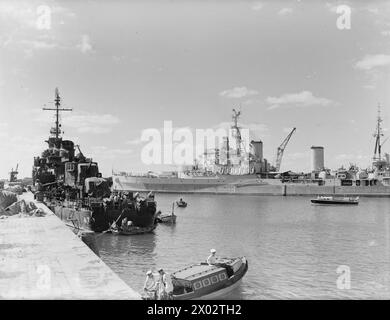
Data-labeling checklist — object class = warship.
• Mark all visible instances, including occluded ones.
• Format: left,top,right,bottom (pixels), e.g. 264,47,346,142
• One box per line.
113,107,390,197
32,88,157,232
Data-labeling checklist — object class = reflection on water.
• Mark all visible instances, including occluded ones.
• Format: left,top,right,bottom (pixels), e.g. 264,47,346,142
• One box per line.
97,194,390,299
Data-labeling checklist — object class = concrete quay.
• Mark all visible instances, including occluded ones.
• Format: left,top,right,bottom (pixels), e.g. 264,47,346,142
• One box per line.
0,192,140,299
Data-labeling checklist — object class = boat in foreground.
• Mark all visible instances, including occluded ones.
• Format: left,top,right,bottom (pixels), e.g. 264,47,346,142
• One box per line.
170,257,248,300
311,196,359,205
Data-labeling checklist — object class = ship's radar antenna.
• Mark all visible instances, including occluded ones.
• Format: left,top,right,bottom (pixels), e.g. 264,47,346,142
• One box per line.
232,108,241,128
43,88,72,140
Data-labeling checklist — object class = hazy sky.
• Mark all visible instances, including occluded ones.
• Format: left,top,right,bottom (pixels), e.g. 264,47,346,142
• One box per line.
1,0,390,178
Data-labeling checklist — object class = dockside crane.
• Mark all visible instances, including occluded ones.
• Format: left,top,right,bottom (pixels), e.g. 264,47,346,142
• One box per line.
274,128,296,172
9,163,19,182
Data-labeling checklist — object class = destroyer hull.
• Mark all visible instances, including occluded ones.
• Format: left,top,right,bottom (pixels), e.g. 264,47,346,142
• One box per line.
49,201,157,232
113,175,390,197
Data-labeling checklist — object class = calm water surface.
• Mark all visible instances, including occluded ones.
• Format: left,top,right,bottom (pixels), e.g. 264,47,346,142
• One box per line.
97,194,390,299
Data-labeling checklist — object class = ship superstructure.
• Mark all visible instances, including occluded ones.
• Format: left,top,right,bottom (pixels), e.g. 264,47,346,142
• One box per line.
32,88,100,195
32,88,157,232
197,108,268,176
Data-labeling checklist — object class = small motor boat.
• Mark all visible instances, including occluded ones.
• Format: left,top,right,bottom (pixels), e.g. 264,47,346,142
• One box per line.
161,256,248,300
311,195,359,205
176,199,187,208
156,203,177,224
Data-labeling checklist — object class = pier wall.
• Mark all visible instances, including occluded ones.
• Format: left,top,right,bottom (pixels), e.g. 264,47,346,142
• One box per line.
0,193,140,299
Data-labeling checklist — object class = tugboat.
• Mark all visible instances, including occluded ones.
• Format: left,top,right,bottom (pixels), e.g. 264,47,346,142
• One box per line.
311,195,359,205
32,88,158,232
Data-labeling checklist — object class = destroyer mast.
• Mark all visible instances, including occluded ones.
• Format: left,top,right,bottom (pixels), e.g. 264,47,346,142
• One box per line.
43,88,72,145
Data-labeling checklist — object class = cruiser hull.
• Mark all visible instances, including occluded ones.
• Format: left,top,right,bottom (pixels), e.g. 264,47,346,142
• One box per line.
113,175,390,197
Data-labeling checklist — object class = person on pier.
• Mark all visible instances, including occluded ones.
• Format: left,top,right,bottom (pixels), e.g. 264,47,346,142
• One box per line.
143,270,157,299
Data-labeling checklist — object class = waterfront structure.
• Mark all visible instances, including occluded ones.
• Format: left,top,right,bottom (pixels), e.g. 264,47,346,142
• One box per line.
274,128,296,172
311,146,324,172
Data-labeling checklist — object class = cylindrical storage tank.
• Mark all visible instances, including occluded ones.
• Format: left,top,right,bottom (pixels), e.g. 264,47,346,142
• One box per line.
311,146,324,172
250,140,263,162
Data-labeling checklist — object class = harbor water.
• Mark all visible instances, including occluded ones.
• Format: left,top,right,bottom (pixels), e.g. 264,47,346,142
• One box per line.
97,194,390,299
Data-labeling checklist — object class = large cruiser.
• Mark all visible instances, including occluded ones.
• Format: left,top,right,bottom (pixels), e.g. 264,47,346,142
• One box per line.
113,108,390,197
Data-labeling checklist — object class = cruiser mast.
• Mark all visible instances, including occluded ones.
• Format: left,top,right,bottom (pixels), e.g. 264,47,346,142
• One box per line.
373,104,384,162
231,108,242,157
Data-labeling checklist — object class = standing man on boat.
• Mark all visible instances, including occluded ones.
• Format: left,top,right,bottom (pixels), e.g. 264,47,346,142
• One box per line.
207,248,218,265
143,270,157,299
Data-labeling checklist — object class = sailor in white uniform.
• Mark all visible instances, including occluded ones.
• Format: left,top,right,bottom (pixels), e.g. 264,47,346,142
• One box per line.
207,248,218,265
143,270,157,299
164,272,173,298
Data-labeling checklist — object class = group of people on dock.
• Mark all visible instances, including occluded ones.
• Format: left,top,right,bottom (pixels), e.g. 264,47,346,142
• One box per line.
143,268,173,300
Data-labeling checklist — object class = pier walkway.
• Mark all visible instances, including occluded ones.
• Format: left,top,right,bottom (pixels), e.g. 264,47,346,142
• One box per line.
0,192,140,299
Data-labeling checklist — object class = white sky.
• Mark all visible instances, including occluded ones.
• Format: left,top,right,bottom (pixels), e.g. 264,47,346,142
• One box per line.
1,0,390,178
